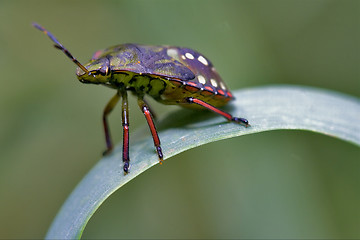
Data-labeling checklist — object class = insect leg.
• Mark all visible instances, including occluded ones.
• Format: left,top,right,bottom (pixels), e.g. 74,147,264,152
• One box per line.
142,98,157,120
131,92,157,120
121,91,130,174
137,98,163,164
103,91,121,155
185,97,250,127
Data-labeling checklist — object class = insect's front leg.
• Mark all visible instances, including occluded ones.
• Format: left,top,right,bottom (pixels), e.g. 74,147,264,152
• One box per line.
137,97,163,164
102,91,121,155
184,97,250,127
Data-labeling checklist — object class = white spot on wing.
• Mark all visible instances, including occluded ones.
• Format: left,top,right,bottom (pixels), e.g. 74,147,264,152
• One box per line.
185,52,194,59
219,81,226,90
198,75,206,84
198,55,208,66
181,55,186,60
210,79,218,87
166,48,178,58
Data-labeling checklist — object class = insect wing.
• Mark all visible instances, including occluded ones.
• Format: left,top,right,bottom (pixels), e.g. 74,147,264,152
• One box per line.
175,48,231,97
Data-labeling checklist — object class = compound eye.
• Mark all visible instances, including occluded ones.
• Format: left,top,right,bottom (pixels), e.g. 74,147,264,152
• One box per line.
98,65,109,76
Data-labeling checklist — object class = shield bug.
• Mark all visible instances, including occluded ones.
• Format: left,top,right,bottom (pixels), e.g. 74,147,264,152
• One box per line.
33,23,249,174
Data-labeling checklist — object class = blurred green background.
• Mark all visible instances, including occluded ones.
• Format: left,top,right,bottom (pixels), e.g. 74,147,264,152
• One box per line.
0,0,359,238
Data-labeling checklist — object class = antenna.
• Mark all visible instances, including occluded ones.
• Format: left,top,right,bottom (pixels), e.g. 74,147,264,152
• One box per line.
32,22,89,75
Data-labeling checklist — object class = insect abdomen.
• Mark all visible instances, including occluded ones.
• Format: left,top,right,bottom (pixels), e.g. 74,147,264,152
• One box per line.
158,79,232,108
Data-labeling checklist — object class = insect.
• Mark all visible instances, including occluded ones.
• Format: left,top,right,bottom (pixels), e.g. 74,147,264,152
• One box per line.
33,23,249,174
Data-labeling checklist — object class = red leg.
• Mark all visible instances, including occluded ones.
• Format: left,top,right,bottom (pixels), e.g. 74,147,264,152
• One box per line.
185,97,249,127
142,98,157,120
102,91,121,155
121,91,130,174
138,98,163,164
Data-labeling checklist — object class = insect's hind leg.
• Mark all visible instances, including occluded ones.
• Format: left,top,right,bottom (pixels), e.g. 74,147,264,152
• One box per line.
102,91,121,155
137,97,163,164
185,97,250,127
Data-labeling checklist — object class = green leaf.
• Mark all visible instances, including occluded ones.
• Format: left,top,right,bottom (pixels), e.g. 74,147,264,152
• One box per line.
46,85,360,239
